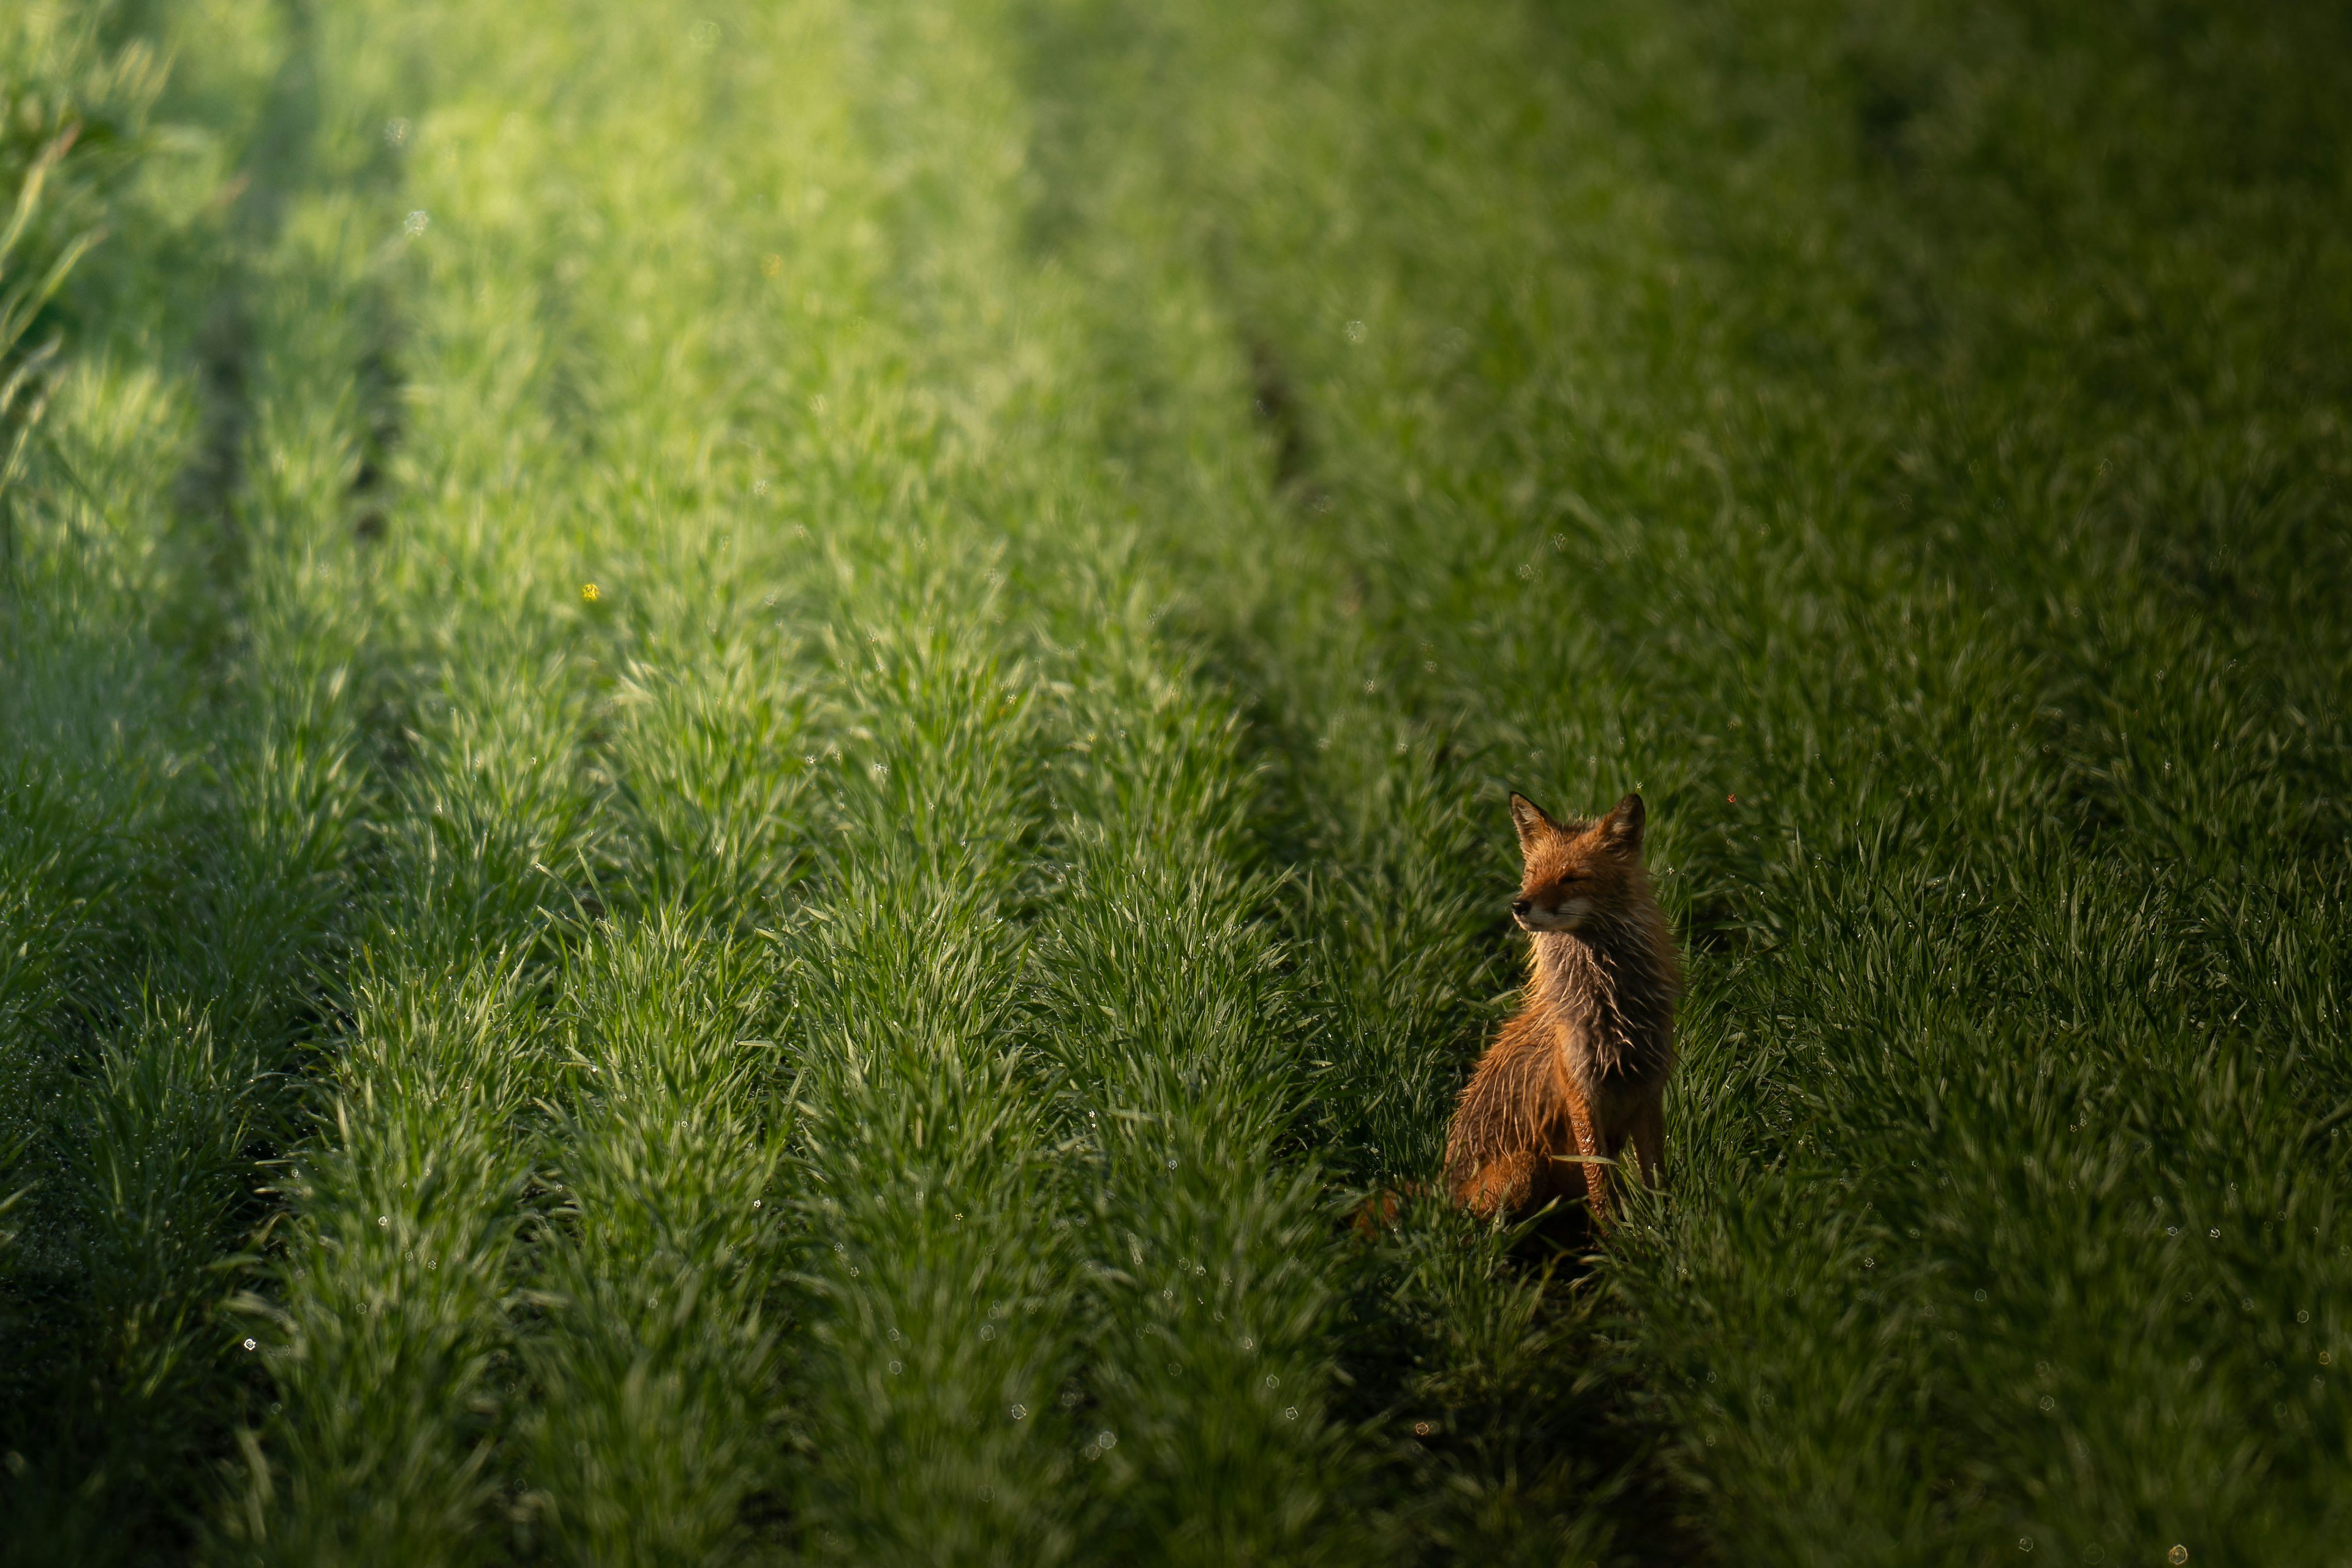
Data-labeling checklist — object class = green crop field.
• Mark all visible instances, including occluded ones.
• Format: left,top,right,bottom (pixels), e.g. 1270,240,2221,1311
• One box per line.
4,0,2348,1562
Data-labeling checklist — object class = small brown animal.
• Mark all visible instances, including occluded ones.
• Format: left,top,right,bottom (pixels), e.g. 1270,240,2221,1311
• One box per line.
1445,791,1679,1233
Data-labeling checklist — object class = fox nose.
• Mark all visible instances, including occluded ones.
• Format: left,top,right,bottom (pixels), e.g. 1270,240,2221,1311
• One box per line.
1510,897,1531,918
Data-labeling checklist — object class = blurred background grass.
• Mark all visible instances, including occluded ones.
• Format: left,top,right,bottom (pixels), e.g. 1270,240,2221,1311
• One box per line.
2,0,2346,1563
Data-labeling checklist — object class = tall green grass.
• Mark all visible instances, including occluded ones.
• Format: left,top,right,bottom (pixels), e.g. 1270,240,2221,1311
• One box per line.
4,0,2346,1562
1,6,380,1557
1018,0,2352,1558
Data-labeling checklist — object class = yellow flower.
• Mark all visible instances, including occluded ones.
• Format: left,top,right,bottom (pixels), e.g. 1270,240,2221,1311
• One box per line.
581,582,601,603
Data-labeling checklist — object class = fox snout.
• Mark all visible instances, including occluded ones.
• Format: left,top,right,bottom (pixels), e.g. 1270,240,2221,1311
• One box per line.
1512,893,1593,932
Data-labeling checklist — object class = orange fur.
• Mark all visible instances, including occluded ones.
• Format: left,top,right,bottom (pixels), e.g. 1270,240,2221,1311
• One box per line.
1445,792,1679,1234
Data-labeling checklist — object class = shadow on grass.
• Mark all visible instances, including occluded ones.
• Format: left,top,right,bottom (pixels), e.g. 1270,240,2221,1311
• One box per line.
1338,1193,1714,1567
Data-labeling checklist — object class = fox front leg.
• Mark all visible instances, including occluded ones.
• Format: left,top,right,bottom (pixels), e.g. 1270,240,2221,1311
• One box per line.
1564,1095,1611,1231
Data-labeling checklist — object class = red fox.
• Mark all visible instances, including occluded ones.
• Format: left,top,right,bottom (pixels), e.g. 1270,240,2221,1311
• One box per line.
1444,792,1679,1233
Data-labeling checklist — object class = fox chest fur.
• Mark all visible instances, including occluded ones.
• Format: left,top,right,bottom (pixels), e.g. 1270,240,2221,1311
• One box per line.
1526,921,1676,1109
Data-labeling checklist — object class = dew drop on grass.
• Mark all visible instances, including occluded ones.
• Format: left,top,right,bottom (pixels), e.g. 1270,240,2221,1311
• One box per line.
243,1339,257,1351
378,1216,389,1228
1011,1403,1027,1420
1286,1406,1298,1420
2169,1547,2189,1565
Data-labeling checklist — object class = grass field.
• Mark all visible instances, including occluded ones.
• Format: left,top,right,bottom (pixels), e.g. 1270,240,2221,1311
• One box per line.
3,0,2348,1562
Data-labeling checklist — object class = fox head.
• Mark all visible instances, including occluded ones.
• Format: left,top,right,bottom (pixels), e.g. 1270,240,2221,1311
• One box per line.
1507,791,1646,934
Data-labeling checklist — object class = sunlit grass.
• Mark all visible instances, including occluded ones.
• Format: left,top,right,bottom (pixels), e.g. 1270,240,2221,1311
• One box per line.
2,0,2346,1563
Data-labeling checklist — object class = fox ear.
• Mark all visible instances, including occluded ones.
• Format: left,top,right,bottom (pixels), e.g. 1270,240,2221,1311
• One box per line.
1600,793,1645,852
1509,793,1555,858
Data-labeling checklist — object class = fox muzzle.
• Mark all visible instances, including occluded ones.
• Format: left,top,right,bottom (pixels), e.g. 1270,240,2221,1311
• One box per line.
1513,896,1592,933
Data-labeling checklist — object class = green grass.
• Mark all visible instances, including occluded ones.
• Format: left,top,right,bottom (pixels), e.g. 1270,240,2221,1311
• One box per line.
2,0,2347,1563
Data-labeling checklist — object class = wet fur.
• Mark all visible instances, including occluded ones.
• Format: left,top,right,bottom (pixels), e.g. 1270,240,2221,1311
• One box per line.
1445,792,1679,1232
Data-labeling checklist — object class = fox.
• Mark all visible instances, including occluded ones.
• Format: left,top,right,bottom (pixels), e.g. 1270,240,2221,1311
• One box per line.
1444,791,1679,1234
